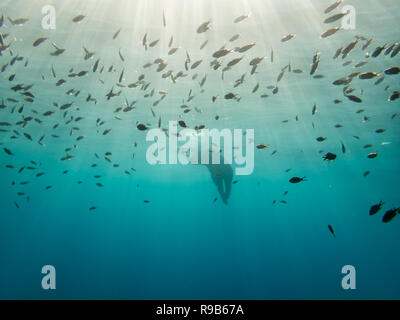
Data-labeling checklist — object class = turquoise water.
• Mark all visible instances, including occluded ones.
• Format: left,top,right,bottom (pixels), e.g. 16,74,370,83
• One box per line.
0,0,399,299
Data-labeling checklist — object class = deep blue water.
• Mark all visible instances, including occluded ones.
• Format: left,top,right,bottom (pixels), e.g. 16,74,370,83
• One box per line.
0,0,399,299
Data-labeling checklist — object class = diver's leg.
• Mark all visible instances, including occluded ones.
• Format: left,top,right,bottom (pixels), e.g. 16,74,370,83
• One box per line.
211,175,227,204
222,176,231,204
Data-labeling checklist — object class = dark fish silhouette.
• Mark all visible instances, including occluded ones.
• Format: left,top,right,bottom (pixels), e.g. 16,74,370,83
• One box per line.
382,209,398,223
289,177,306,184
369,201,384,216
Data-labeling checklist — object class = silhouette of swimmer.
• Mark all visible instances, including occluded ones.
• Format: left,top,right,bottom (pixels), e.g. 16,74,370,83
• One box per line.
197,150,233,205
206,160,233,204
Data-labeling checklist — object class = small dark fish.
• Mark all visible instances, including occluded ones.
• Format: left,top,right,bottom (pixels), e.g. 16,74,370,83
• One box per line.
324,12,347,24
178,120,187,128
324,0,344,14
137,124,148,131
323,152,337,161
93,59,100,72
118,49,125,62
382,209,398,223
369,201,384,216
328,225,336,238
289,177,306,184
197,20,211,33
234,14,250,23
321,27,341,38
372,45,386,58
163,10,166,27
346,95,362,103
359,72,380,80
281,34,295,42
341,141,346,154
312,104,317,115
113,28,121,40
33,37,48,47
384,66,400,75
224,93,237,100
3,147,13,155
388,91,399,102
72,15,86,23
367,152,378,159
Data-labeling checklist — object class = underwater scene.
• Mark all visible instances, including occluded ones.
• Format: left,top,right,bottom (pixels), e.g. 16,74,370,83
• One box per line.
0,0,399,300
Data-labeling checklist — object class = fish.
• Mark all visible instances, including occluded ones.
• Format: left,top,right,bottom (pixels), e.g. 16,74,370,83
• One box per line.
200,40,208,50
372,45,386,58
235,43,256,53
328,225,335,238
168,47,179,55
346,95,362,103
342,40,359,58
50,42,66,56
33,37,48,47
8,17,29,25
382,209,398,223
324,12,348,24
340,141,346,154
137,124,148,131
324,0,344,14
3,147,13,155
93,59,100,72
312,104,317,115
391,44,400,58
388,91,399,101
289,177,306,184
333,47,342,59
213,48,232,58
281,34,295,42
369,201,384,216
230,34,239,42
321,27,341,39
250,57,265,66
234,14,250,23
191,59,203,69
227,56,243,68
197,20,211,33
113,28,121,40
163,10,166,27
118,49,125,62
384,66,400,75
72,15,86,23
362,38,373,50
83,47,95,60
323,152,337,161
